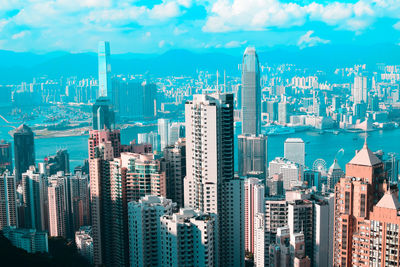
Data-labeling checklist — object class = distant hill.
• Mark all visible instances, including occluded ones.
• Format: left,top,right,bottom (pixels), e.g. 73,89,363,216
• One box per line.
0,44,399,84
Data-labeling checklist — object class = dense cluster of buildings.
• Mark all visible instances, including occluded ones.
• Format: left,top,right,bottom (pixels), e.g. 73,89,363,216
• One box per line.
0,42,400,267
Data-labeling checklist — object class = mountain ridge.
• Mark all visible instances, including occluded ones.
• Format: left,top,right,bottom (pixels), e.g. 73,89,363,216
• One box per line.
0,44,399,84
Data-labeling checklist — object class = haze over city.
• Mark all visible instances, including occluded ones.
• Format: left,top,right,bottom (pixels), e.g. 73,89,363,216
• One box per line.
1,1,400,267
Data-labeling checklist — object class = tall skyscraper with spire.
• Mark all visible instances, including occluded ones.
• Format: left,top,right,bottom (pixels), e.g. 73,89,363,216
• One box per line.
98,41,112,98
241,47,261,135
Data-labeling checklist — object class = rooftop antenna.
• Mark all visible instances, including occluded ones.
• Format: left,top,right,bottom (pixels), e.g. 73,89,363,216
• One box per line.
216,70,219,93
224,70,226,93
363,130,368,148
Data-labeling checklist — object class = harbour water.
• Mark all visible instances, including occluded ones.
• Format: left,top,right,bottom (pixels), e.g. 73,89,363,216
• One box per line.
1,120,399,172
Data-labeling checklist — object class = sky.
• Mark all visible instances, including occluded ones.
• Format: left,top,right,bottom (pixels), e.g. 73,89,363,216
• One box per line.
1,0,400,53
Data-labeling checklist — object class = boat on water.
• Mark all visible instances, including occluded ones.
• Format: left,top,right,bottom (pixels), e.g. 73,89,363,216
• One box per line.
264,126,295,136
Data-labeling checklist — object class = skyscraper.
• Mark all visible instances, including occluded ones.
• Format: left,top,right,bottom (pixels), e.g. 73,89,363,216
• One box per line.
43,149,70,176
75,226,94,264
333,142,389,266
143,81,157,120
88,129,121,266
284,138,305,167
244,178,264,254
98,41,112,98
164,138,186,208
269,157,301,190
266,100,278,122
69,172,90,231
14,124,35,182
160,208,217,267
92,97,115,130
327,159,344,190
47,178,66,237
312,192,335,267
238,134,268,178
158,118,170,151
0,140,12,173
353,75,368,104
241,47,261,135
168,122,185,146
137,132,160,152
21,166,46,231
184,93,244,267
278,101,289,124
128,195,174,267
254,197,288,266
0,172,17,229
288,200,314,261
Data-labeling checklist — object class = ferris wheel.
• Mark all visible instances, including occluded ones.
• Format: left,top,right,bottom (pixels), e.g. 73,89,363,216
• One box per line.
312,158,327,174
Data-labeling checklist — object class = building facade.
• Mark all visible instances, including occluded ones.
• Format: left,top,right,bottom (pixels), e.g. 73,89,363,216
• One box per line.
238,134,268,178
14,124,35,182
0,172,17,229
184,93,244,267
241,47,261,135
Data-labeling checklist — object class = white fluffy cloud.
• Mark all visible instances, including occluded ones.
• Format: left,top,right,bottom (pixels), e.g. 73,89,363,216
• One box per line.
225,40,247,48
297,30,330,49
11,30,30,40
203,0,400,32
1,0,400,52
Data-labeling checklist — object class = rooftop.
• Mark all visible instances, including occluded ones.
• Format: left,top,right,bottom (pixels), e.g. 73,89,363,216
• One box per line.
376,191,400,210
348,142,381,167
329,159,342,171
15,124,33,134
285,138,304,143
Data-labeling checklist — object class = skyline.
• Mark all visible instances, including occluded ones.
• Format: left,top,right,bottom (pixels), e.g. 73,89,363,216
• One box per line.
1,0,400,53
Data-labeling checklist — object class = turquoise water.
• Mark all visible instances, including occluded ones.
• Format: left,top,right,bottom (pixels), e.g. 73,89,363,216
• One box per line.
1,121,399,171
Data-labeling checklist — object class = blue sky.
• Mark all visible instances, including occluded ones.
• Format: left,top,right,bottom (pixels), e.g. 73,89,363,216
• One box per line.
1,0,400,53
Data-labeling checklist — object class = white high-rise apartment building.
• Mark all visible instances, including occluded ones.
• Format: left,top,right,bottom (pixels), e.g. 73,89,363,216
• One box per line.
254,198,288,267
353,75,368,104
284,138,305,167
128,195,174,267
48,178,66,237
158,118,170,151
75,226,94,264
312,193,334,267
184,93,244,267
168,122,184,146
244,178,265,253
160,208,216,267
269,157,301,190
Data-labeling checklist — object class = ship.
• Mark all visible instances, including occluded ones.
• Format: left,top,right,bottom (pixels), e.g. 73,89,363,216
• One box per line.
264,126,295,136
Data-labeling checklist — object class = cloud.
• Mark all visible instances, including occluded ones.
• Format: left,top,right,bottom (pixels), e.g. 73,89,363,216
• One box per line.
1,0,400,53
0,19,9,31
203,0,400,33
224,40,247,48
11,30,30,39
158,40,166,48
297,30,330,49
394,21,400,30
173,26,188,35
